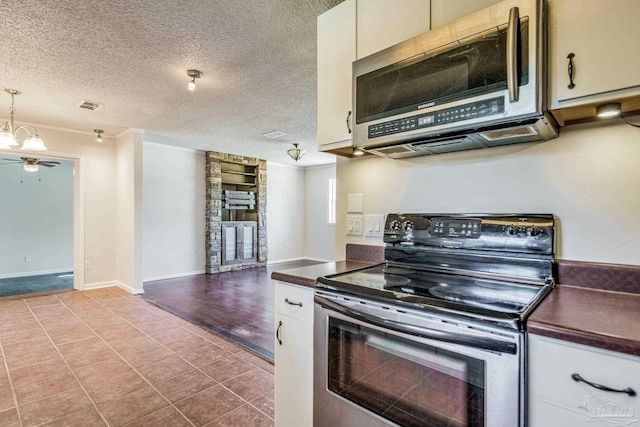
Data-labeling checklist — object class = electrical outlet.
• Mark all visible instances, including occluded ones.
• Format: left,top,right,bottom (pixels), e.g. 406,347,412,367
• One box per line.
364,214,385,237
84,260,92,270
24,255,32,262
346,215,363,236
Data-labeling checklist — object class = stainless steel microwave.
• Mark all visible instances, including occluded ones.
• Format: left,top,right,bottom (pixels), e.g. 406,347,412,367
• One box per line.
352,0,558,159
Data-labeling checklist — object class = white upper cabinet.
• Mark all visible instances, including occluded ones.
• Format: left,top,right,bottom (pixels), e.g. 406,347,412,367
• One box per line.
430,0,502,30
317,0,356,150
549,0,640,109
356,0,430,59
317,0,431,151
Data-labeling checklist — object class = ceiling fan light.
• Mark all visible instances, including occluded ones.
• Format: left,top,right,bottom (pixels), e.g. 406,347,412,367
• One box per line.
188,79,196,91
23,163,38,172
20,135,47,151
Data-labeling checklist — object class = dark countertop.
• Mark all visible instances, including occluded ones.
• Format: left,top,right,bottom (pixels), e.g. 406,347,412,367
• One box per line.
271,260,380,288
528,285,640,356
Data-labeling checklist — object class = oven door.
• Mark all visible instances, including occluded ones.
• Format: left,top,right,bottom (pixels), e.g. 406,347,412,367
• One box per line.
314,293,524,427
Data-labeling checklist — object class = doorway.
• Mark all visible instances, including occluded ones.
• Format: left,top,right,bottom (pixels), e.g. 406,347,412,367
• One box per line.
0,153,77,297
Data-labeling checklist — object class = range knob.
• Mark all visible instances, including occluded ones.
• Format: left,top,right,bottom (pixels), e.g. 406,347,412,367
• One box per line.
388,220,401,231
526,226,541,236
402,220,414,231
504,225,518,236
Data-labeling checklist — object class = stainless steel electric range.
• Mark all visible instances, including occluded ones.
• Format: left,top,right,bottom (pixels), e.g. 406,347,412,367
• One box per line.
314,213,556,427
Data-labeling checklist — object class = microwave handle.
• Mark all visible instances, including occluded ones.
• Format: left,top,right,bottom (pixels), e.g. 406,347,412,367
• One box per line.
506,6,520,102
315,295,517,354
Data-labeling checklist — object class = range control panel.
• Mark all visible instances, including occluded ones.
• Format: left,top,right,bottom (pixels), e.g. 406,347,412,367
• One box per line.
368,97,505,139
383,213,555,255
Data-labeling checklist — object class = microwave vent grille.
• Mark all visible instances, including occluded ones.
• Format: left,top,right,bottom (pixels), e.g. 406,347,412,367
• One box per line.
479,125,538,142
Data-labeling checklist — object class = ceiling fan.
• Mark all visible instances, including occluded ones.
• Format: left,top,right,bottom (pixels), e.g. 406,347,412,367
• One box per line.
0,157,61,172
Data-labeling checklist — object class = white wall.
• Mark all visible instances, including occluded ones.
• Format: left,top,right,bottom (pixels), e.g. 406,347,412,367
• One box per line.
267,162,305,262
0,157,74,277
304,164,336,261
0,126,117,288
115,130,144,293
142,143,206,281
336,121,640,266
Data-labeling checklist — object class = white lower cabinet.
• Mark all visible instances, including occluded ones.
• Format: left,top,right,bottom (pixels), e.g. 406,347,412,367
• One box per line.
528,334,640,427
274,282,313,427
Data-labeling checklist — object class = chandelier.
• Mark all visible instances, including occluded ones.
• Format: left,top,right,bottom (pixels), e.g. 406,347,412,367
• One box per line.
0,89,47,151
287,143,306,161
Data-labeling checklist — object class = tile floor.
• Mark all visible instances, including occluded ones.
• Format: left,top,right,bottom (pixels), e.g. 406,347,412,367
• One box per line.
0,287,274,427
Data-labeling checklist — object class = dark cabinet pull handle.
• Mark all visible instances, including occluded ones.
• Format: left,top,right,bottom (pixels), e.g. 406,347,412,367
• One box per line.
285,298,302,307
567,53,576,89
346,110,352,134
276,320,283,345
572,373,636,396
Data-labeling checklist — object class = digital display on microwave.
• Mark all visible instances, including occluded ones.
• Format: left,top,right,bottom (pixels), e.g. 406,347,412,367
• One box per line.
368,97,504,139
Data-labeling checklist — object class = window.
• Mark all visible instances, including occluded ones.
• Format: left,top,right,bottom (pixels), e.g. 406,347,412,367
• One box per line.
328,177,336,225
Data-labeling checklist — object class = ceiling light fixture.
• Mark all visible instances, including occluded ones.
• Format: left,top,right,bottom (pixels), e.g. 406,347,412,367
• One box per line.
0,89,47,151
187,69,203,91
94,129,104,143
287,143,306,161
596,102,622,118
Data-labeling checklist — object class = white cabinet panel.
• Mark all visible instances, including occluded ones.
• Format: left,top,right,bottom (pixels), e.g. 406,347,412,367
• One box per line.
274,282,314,427
549,0,640,108
317,0,356,149
430,0,501,30
356,0,431,59
529,334,640,427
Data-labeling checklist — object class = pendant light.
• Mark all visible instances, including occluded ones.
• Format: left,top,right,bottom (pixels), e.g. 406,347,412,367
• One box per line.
0,89,47,151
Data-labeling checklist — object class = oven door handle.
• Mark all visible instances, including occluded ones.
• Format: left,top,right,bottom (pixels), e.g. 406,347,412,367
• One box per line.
315,296,517,355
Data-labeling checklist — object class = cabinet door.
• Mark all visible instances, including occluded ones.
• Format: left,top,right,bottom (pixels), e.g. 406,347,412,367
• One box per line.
430,0,501,30
528,334,640,427
357,0,431,59
222,223,238,265
240,223,256,262
549,0,640,108
317,0,356,149
274,313,313,427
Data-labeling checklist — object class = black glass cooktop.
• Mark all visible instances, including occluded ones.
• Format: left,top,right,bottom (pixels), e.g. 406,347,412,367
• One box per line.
317,264,548,320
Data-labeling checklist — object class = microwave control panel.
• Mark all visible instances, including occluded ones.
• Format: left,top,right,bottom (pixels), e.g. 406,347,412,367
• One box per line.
368,96,505,139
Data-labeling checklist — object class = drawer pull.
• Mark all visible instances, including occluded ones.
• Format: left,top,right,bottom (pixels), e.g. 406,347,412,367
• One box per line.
571,373,636,396
285,298,303,307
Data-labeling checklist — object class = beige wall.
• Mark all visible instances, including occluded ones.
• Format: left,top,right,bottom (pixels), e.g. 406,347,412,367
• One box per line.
336,120,640,266
0,126,118,287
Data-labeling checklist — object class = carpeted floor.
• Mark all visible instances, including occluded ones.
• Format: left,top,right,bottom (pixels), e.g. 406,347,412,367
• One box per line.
0,272,74,297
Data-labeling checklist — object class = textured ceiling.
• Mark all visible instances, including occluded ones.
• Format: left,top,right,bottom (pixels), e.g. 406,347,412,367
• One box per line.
0,0,343,166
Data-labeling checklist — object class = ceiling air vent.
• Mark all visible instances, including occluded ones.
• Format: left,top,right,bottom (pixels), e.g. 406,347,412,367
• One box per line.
77,100,104,111
262,130,287,139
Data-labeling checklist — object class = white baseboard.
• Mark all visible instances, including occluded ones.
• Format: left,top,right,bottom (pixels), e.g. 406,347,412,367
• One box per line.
0,267,74,280
303,257,334,263
83,280,144,295
143,270,206,282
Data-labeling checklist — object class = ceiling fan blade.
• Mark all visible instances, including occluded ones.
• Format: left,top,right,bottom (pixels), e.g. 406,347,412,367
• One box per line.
0,162,20,166
39,161,61,166
39,164,56,167
1,158,21,162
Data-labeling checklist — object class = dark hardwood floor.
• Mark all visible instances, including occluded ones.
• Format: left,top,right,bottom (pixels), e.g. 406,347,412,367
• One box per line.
142,260,324,362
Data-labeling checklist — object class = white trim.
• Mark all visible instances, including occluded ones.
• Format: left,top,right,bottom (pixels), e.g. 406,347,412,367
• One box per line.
0,268,74,280
0,117,119,138
303,257,334,262
142,141,202,154
84,280,143,295
143,270,206,282
114,128,144,139
266,161,303,169
304,163,337,170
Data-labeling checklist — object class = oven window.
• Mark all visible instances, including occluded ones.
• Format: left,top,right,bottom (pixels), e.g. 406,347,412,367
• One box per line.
327,317,485,427
356,20,529,124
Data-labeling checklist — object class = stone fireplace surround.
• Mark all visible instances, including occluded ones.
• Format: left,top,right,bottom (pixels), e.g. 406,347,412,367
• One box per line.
205,151,267,273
